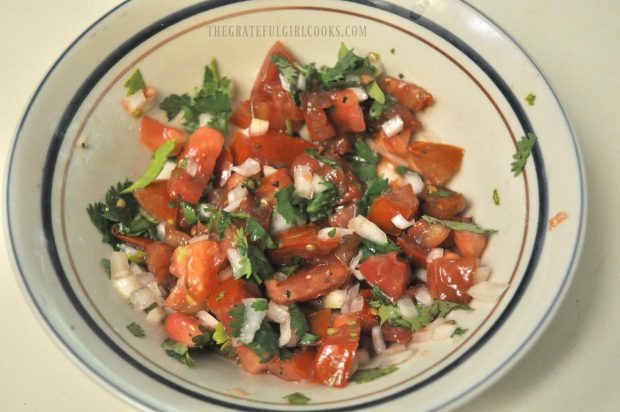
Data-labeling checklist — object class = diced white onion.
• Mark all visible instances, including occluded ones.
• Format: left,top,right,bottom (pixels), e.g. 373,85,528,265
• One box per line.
267,301,290,324
312,174,327,193
414,286,433,307
377,159,402,184
198,112,213,127
156,160,177,181
347,87,368,101
135,272,155,286
122,90,146,114
366,345,415,369
341,283,360,314
474,266,491,283
348,215,388,244
324,289,347,309
156,222,166,241
263,165,277,177
467,281,509,303
345,73,361,84
225,185,248,212
279,73,291,92
391,213,415,230
271,211,294,233
129,263,143,276
372,325,387,355
404,171,425,195
349,251,365,280
238,298,268,344
188,234,210,244
112,276,143,299
298,124,311,141
130,287,159,311
249,118,269,136
279,317,300,347
397,296,419,319
293,165,314,199
227,248,244,278
410,318,447,343
357,348,371,367
433,323,457,340
426,248,444,263
184,158,198,177
110,251,130,279
146,307,166,324
232,157,261,177
381,115,404,138
297,73,307,91
414,268,428,283
218,266,233,281
196,310,220,330
317,227,354,240
274,271,288,281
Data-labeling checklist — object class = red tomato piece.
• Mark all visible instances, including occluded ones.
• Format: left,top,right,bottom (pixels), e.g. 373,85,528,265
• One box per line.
255,169,293,200
230,130,316,168
237,345,269,374
145,241,175,285
310,308,332,340
421,190,468,219
207,277,254,328
313,314,360,387
383,103,422,133
397,235,430,267
378,75,433,112
164,312,204,346
408,141,464,186
134,181,177,224
302,92,337,141
213,148,233,189
268,225,341,264
367,184,419,236
329,203,357,228
230,99,252,128
139,115,185,155
453,230,488,258
111,225,154,249
328,89,366,133
407,219,451,248
167,127,225,204
381,323,412,344
275,349,317,382
169,240,226,304
265,255,350,304
359,290,379,330
358,252,411,301
427,256,479,303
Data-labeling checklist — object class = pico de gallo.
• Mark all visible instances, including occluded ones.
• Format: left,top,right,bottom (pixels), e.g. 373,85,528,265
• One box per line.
88,41,503,390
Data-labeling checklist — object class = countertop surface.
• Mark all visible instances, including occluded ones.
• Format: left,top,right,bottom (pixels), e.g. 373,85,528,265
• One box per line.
1,0,619,410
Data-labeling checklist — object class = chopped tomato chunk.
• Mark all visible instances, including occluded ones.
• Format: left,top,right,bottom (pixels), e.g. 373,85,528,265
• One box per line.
358,252,410,301
421,189,468,219
134,181,177,223
453,230,488,258
328,89,366,133
407,219,451,248
164,313,204,346
207,277,255,328
255,168,293,200
408,142,464,186
145,241,175,285
268,225,341,264
368,184,419,236
302,92,337,141
381,323,412,344
313,313,360,387
427,255,478,303
139,115,185,155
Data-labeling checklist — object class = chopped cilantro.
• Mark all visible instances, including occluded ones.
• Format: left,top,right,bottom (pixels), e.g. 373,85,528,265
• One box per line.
395,165,408,176
431,300,473,318
229,304,245,338
277,256,306,276
213,323,229,345
452,327,468,337
299,332,318,346
275,186,307,225
360,239,401,262
244,217,275,250
101,258,111,278
127,322,145,338
349,140,381,182
305,148,339,168
306,181,340,222
492,188,500,206
245,321,279,363
377,304,401,325
251,298,269,312
390,48,396,54
283,392,311,405
369,93,396,119
215,291,226,301
352,365,398,383
421,215,497,235
272,54,302,106
124,69,145,96
121,140,177,193
358,177,389,216
180,201,198,226
203,205,233,239
247,245,274,284
288,304,310,337
192,325,214,346
525,92,536,106
366,80,385,104
371,286,392,305
328,227,337,238
232,229,252,280
511,132,537,176
161,338,195,367
408,304,435,331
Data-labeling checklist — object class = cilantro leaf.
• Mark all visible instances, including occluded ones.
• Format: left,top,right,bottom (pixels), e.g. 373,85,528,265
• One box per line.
395,165,408,176
213,323,229,345
358,177,389,216
229,304,245,338
203,205,233,239
349,140,381,182
366,80,385,104
245,217,274,250
283,392,311,405
377,304,402,326
369,93,396,119
288,304,310,337
421,215,497,235
306,181,339,222
371,286,392,305
352,365,398,383
299,332,318,346
247,245,274,284
251,299,269,311
511,132,537,176
124,69,145,96
525,92,536,106
127,322,145,338
305,148,339,168
180,201,198,226
121,140,177,193
101,258,111,279
233,229,252,280
492,188,500,206
277,256,306,276
360,239,401,262
271,54,302,106
160,93,191,120
161,338,195,367
452,327,468,337
192,325,214,346
275,186,307,225
245,321,279,364
409,304,435,332
320,43,378,89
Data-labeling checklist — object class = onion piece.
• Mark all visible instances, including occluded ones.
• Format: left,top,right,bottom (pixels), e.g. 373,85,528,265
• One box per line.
414,286,433,307
129,263,143,276
426,248,444,263
348,215,388,244
198,113,213,127
188,234,210,244
130,287,160,311
317,227,354,240
122,90,148,116
146,307,166,324
267,301,290,324
410,318,447,343
156,160,177,181
377,159,402,184
224,185,248,212
324,289,347,309
263,165,277,177
227,248,244,278
357,348,371,367
366,346,415,369
238,298,268,344
298,124,311,141
404,171,425,195
414,268,428,283
196,310,220,330
297,73,307,91
293,164,314,199
156,222,166,241
467,281,509,302
349,251,365,280
391,213,415,230
312,174,327,193
381,115,404,138
271,211,294,234
279,73,291,92
110,251,130,279
397,296,418,319
249,118,269,136
348,87,368,101
279,317,300,347
341,283,361,314
372,325,387,355
474,266,491,283
232,158,261,177
112,276,143,299
184,158,198,177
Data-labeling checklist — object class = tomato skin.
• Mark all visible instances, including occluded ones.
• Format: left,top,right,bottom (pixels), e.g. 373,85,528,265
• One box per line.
421,190,468,219
255,169,292,200
167,127,225,204
268,225,341,264
207,277,254,328
265,255,350,304
139,115,185,155
383,103,422,133
169,240,226,304
230,130,316,168
237,344,269,374
408,141,464,186
145,241,175,285
230,99,252,128
328,89,366,133
375,127,411,157
381,323,412,344
164,313,204,346
309,308,332,340
134,181,177,223
358,252,411,301
397,235,430,267
111,226,154,249
427,256,478,303
313,314,360,387
359,290,379,330
407,219,451,248
329,203,357,228
302,92,337,141
270,349,317,382
453,230,488,258
368,184,419,236
378,75,433,112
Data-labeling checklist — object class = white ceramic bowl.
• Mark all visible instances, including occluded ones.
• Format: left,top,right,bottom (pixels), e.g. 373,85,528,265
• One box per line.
4,0,585,410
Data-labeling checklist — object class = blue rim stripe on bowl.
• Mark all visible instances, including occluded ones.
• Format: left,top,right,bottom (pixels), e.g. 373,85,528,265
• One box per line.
5,0,585,410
